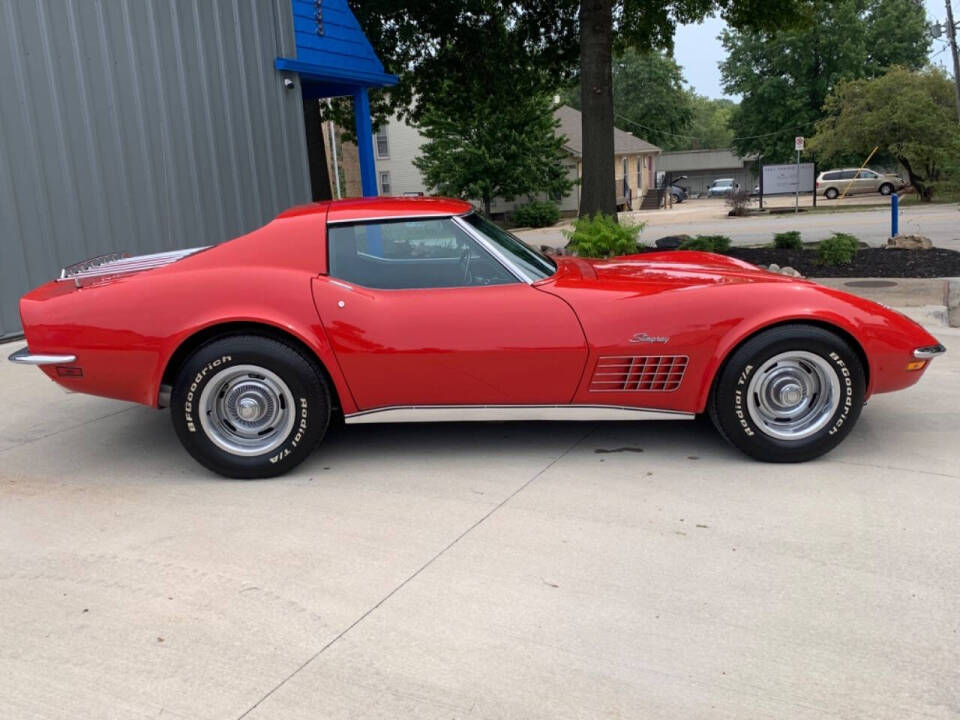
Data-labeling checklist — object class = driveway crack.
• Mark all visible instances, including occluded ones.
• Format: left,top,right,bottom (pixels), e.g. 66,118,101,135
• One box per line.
235,424,597,719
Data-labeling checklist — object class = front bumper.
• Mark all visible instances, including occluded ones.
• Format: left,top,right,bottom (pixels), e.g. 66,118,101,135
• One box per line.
913,344,946,360
8,347,77,365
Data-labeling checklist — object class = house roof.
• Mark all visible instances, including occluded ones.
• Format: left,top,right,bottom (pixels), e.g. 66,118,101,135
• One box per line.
554,105,661,157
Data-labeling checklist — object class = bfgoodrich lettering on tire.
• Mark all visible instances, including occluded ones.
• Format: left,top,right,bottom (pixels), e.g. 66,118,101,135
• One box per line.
171,335,330,478
709,325,865,462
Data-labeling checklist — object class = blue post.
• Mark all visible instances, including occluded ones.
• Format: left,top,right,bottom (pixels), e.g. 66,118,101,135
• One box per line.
353,88,379,197
891,193,899,237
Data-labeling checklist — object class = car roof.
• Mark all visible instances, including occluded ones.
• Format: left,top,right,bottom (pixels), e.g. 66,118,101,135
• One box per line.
714,178,734,182
277,196,474,223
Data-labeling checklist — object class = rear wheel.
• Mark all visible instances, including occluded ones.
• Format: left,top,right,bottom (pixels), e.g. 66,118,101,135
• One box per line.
171,336,330,478
824,187,839,200
709,325,865,462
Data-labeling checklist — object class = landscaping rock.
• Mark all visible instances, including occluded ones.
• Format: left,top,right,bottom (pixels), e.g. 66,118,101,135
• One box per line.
655,235,690,250
768,263,781,272
780,266,803,277
887,234,933,250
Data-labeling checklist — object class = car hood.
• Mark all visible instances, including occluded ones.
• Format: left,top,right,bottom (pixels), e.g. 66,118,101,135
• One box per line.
543,251,795,290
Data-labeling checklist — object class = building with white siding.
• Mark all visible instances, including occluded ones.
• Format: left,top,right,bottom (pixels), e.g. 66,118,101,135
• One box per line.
347,105,661,217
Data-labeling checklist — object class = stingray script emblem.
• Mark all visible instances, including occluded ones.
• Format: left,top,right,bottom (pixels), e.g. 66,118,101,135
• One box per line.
630,332,670,344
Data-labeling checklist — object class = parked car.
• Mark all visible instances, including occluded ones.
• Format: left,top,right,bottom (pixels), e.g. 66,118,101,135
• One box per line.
817,168,905,199
707,178,740,197
667,175,689,203
10,197,944,478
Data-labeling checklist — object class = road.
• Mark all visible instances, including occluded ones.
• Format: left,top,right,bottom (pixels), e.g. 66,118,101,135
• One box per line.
2,325,959,720
517,200,960,251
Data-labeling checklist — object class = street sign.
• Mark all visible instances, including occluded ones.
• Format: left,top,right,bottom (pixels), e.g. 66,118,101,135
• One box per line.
795,136,805,151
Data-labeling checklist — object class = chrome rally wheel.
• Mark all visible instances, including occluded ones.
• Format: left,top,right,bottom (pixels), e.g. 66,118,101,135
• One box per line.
199,365,296,457
171,335,330,479
709,325,865,463
745,351,841,441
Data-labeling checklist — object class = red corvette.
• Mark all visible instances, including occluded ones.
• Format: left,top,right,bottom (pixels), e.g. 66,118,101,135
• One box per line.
10,197,945,478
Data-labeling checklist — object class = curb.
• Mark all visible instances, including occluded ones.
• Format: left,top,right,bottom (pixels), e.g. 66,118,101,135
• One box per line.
946,278,960,328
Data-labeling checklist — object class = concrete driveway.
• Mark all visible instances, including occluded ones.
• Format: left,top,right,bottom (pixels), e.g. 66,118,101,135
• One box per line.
2,328,959,720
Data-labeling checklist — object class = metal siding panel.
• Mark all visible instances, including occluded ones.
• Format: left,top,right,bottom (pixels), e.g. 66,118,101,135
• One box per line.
0,0,311,338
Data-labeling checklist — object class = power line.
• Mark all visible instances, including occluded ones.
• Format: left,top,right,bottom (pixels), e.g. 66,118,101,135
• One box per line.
614,113,818,143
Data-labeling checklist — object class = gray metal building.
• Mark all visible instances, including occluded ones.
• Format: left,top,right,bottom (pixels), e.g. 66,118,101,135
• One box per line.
0,0,313,340
657,148,758,197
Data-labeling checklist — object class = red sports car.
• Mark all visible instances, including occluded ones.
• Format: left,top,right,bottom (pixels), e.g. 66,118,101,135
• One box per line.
9,197,945,478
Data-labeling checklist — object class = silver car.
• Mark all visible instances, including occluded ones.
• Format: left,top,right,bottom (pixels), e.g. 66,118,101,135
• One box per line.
707,178,739,197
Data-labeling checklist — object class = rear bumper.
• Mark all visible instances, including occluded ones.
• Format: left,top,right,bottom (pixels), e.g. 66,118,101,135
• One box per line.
8,347,77,365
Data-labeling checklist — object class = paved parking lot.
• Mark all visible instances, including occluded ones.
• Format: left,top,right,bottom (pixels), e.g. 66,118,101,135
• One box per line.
2,328,959,720
517,200,960,252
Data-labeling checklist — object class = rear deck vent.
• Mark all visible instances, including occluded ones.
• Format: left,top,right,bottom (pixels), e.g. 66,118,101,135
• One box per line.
589,355,688,392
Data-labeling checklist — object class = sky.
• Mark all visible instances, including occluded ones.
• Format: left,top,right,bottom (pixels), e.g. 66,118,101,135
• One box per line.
673,0,954,100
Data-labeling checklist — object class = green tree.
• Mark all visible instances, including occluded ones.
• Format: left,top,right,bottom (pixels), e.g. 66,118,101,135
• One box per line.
809,67,960,200
413,88,574,217
678,94,736,150
347,0,811,216
721,0,930,162
564,49,693,150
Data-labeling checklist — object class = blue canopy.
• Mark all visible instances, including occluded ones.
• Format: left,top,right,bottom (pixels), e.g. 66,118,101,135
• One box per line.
276,0,398,197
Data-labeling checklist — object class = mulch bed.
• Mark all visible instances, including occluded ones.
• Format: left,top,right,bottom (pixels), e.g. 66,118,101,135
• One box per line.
722,248,960,278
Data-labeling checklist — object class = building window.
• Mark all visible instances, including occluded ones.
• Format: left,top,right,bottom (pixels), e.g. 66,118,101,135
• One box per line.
375,126,389,158
380,171,391,195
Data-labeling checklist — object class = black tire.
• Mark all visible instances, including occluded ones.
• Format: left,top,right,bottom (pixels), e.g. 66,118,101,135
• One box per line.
171,335,330,478
824,188,839,200
672,193,682,204
879,183,893,196
708,325,865,463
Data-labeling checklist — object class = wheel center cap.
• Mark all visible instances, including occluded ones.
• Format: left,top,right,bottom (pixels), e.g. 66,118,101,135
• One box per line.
237,397,261,421
779,383,803,406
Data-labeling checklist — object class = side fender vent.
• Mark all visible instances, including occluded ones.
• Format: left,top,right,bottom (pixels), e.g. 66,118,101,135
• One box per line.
589,355,688,392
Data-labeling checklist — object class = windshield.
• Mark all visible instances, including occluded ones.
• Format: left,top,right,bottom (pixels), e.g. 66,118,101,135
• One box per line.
461,213,556,281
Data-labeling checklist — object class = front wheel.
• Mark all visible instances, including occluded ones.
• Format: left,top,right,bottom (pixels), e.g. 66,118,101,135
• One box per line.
879,183,893,196
709,325,865,462
171,335,330,478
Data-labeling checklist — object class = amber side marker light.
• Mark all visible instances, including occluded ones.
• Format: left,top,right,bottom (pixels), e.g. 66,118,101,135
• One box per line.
906,360,927,371
56,366,83,378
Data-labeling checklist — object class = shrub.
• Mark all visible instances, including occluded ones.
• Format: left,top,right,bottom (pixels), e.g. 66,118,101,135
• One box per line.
512,200,561,228
818,232,860,265
564,213,643,257
773,231,803,249
726,189,753,216
678,234,732,253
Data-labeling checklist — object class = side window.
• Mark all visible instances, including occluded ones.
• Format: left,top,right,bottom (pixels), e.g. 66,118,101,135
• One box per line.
822,172,840,181
327,218,519,290
840,170,858,180
860,170,877,179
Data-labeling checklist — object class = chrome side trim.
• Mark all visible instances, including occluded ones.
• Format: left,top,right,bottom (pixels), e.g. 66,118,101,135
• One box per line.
913,344,946,359
8,347,77,365
451,215,535,284
344,404,695,424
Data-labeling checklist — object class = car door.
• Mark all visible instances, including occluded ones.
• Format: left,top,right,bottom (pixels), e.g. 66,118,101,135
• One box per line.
312,216,588,410
856,170,878,194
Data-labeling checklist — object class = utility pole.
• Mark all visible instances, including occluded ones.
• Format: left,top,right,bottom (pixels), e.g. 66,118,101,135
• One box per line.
947,0,960,122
